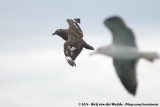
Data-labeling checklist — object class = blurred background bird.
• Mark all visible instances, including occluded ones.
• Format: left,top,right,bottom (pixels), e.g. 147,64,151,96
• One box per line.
90,16,159,95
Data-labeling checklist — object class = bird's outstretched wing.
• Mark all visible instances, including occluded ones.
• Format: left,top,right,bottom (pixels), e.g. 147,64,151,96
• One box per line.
64,41,83,67
104,17,137,48
67,19,83,38
113,59,138,95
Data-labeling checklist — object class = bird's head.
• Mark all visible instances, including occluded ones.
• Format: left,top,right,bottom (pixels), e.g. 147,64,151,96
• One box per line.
52,29,61,36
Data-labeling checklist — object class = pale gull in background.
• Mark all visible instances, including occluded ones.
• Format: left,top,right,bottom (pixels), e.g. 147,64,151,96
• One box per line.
90,16,159,95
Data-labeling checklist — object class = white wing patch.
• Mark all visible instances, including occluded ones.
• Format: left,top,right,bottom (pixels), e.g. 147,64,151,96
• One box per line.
70,47,76,51
65,56,74,61
65,56,71,61
68,46,76,51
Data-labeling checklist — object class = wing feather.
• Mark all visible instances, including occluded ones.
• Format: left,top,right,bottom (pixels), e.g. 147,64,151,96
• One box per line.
113,59,138,95
104,17,137,48
67,19,83,38
64,42,83,67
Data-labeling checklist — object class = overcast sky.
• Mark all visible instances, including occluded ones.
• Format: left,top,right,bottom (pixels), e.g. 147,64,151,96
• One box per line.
0,0,160,107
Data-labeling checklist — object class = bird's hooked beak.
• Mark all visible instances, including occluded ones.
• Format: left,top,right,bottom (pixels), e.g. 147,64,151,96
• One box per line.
52,32,56,35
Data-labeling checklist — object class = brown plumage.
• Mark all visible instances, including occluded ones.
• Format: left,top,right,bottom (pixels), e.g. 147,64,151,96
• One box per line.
52,18,94,67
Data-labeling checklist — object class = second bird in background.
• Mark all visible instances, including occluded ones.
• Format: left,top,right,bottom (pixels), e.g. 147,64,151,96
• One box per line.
90,16,159,95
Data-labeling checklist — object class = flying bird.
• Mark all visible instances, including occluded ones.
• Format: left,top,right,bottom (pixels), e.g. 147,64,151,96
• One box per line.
90,16,159,95
52,18,94,67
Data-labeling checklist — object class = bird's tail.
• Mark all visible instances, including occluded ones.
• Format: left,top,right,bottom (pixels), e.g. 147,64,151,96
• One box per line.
141,52,159,62
83,41,94,50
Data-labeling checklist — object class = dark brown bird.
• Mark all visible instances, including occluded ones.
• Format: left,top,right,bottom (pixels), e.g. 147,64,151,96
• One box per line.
52,18,94,67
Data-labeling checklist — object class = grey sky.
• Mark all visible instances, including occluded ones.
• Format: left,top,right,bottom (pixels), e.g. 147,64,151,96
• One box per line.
1,0,160,36
0,0,160,107
1,0,160,53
